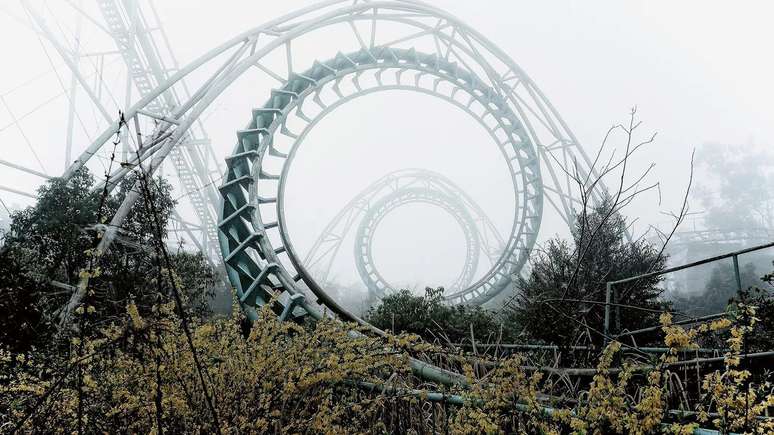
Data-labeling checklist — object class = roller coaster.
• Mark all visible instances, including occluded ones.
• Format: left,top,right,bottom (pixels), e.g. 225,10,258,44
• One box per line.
4,4,774,433
2,0,611,327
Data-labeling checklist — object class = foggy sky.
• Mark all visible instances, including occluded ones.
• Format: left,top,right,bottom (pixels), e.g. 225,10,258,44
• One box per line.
1,0,772,292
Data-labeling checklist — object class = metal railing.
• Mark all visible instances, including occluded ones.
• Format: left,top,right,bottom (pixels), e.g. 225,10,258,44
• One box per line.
604,240,774,342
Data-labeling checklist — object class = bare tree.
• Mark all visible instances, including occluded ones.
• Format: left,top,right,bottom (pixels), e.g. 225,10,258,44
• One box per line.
501,109,695,348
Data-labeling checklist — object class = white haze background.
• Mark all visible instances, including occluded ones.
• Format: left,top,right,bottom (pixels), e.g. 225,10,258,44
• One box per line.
0,0,772,297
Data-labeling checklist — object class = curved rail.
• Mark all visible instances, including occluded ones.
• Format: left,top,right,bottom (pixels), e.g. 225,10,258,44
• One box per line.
57,0,611,385
220,46,542,330
303,168,506,305
354,187,481,299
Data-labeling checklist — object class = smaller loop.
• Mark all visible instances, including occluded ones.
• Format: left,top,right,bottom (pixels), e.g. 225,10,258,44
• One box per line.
354,187,481,299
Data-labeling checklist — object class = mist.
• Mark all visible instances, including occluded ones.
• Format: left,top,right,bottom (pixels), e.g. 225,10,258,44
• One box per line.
1,0,772,309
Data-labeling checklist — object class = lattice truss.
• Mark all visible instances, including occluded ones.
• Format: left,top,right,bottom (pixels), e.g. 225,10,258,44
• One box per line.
0,0,223,261
303,169,507,305
2,0,612,324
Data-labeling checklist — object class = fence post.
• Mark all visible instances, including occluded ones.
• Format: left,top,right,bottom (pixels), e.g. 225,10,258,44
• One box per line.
613,287,621,332
604,282,612,344
732,254,742,294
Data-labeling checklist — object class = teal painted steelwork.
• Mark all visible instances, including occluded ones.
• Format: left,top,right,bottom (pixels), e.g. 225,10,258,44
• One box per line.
219,47,542,323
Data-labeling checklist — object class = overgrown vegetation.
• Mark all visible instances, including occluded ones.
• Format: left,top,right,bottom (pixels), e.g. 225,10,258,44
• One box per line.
1,302,427,433
1,158,773,433
2,283,773,433
0,169,217,350
365,287,514,344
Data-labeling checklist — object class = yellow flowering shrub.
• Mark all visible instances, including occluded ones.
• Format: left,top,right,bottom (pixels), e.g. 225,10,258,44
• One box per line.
1,302,430,433
1,298,772,434
694,304,774,434
450,355,558,434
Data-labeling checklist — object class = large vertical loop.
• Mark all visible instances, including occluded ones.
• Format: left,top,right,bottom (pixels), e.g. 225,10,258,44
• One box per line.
220,45,541,324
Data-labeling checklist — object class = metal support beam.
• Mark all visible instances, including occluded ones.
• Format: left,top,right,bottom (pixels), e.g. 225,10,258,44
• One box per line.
606,240,774,341
22,1,113,124
0,185,35,199
64,0,83,170
732,254,742,294
0,159,52,179
137,109,180,125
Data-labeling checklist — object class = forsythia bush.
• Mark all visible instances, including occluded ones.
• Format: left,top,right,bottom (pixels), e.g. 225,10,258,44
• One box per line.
1,299,772,434
1,302,428,433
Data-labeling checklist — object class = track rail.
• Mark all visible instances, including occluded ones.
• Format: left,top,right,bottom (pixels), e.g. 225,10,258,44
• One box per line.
51,0,613,385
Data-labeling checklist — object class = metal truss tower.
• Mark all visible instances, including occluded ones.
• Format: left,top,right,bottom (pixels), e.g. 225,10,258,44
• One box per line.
11,0,223,260
95,0,222,258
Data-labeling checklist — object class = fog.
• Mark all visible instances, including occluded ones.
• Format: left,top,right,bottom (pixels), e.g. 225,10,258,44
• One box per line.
1,0,772,303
